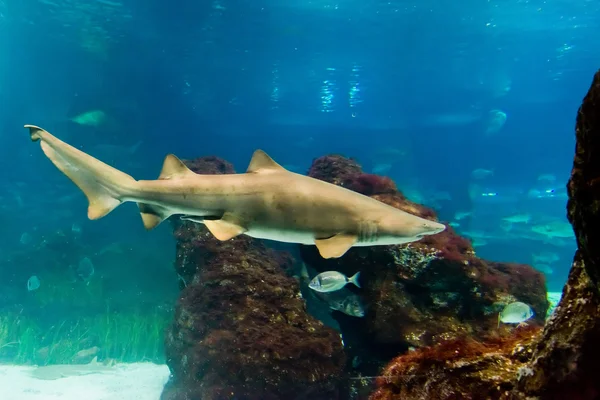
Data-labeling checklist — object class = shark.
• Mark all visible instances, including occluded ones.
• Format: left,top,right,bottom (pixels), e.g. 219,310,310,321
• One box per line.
24,125,446,258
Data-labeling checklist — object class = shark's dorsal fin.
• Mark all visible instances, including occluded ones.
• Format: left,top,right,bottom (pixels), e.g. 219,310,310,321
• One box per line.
247,150,286,173
314,234,358,258
158,154,195,180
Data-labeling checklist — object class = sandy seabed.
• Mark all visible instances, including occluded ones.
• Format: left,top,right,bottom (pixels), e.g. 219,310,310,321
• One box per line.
0,363,170,400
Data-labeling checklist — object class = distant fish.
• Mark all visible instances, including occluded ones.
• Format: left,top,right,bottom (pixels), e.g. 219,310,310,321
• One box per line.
328,293,365,317
70,110,107,128
27,275,40,291
28,356,116,380
537,174,556,183
531,220,574,239
534,264,554,275
77,257,95,282
471,168,494,180
453,211,472,221
20,232,32,245
532,252,559,265
309,271,361,293
498,301,533,327
72,223,82,235
485,109,507,136
371,163,392,175
502,213,531,224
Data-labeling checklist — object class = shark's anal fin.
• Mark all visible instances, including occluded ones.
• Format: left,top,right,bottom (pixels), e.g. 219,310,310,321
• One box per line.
158,154,195,180
314,234,358,258
246,150,287,173
138,203,172,230
204,212,247,241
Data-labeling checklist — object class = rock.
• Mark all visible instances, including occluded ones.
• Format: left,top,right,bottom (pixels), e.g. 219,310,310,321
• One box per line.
300,155,548,381
369,326,540,400
513,69,600,399
161,156,346,400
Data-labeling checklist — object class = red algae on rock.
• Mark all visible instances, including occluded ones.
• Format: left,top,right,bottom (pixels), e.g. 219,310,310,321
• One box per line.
161,156,346,400
369,326,541,400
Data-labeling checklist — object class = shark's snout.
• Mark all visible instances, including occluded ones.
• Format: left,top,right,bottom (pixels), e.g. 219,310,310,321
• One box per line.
416,221,446,237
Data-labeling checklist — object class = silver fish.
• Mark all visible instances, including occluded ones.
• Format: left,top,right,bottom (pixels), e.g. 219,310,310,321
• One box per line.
498,301,534,327
309,271,361,293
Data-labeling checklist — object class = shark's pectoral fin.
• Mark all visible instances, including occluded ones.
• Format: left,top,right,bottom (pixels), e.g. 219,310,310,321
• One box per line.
314,234,358,258
138,203,172,230
204,213,247,241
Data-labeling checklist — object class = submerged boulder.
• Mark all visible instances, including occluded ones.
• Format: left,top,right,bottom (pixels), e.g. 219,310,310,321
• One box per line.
300,155,548,382
161,156,346,400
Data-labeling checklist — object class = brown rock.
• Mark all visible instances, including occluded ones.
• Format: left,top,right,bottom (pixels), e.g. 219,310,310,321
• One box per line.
161,156,346,400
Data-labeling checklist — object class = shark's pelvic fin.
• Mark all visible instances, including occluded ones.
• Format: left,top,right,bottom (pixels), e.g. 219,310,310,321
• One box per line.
24,125,135,220
158,154,195,180
138,203,172,230
204,212,247,241
314,234,358,258
246,149,286,173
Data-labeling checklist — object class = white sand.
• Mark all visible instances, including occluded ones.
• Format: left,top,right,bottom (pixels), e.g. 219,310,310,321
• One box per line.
0,362,170,400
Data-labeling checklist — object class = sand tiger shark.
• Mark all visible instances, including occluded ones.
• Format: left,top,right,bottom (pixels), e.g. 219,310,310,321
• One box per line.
24,125,445,258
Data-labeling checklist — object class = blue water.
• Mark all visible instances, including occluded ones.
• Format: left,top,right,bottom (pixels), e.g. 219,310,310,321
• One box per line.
0,0,598,386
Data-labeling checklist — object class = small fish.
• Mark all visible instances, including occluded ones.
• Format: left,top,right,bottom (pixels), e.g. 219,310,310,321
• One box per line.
502,213,531,224
498,301,534,327
371,163,392,175
309,271,361,293
72,223,82,235
485,109,507,136
453,211,472,221
471,168,494,180
329,294,365,317
27,275,41,291
20,232,32,245
537,174,556,183
70,110,107,127
77,257,95,282
534,264,554,275
532,252,559,265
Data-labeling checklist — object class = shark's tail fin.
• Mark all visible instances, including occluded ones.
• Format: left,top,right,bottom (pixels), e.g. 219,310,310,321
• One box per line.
25,125,136,220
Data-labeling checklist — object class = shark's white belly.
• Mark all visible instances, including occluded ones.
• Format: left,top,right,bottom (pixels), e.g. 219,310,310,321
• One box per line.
244,226,317,245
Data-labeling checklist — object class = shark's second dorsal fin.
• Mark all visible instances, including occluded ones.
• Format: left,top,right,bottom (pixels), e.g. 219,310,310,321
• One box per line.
158,154,195,180
247,150,286,173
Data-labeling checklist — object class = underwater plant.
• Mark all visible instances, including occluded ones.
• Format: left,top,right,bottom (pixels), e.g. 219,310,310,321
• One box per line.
0,307,171,365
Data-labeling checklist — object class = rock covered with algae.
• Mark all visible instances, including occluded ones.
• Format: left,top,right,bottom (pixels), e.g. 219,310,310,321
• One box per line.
160,156,346,400
369,326,541,400
368,69,600,399
300,154,548,382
